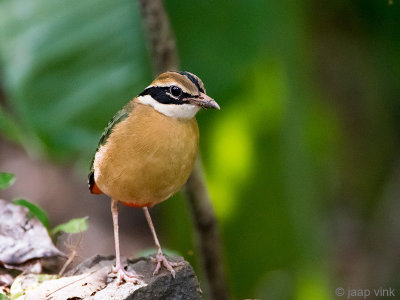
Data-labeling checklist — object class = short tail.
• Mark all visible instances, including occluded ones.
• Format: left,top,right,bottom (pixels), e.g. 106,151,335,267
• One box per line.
88,171,103,194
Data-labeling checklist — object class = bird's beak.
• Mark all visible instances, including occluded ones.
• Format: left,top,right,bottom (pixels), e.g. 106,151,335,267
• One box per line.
187,92,220,110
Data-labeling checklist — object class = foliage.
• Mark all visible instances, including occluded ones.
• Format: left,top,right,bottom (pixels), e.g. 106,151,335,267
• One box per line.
0,173,15,190
9,274,58,300
0,0,399,299
0,174,87,299
137,247,182,259
2,173,88,237
13,198,50,229
51,217,88,236
0,0,150,162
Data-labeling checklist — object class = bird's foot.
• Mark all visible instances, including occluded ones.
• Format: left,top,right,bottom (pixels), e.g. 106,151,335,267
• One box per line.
151,249,184,278
111,264,143,286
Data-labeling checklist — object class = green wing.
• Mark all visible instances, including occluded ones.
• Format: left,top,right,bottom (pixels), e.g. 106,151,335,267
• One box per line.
98,106,131,148
88,102,133,192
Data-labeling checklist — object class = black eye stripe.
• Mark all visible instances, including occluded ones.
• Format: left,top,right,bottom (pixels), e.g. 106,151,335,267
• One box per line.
139,86,194,105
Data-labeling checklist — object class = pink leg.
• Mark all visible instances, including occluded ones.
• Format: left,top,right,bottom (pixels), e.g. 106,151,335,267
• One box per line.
111,199,142,285
142,207,183,278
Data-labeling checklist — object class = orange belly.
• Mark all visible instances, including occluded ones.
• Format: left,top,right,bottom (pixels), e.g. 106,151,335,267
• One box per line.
93,102,199,207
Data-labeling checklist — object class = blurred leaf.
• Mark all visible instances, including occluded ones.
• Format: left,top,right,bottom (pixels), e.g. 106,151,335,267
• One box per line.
0,0,150,161
206,59,286,221
13,198,49,229
0,199,62,266
296,268,332,300
0,108,24,144
0,293,7,300
10,274,58,300
0,172,15,190
208,112,254,221
255,270,293,300
137,247,182,258
51,217,88,235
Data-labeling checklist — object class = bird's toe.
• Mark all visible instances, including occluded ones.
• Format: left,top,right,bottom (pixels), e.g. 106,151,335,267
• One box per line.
151,251,184,278
111,265,143,286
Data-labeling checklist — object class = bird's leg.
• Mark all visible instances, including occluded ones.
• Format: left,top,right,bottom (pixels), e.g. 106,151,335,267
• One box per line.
143,207,184,278
111,199,142,285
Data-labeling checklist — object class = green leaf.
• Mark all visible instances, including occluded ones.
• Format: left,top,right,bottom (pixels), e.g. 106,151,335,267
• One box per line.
0,107,24,144
137,248,182,258
0,293,7,300
13,199,50,229
51,217,88,235
0,172,15,190
0,0,149,161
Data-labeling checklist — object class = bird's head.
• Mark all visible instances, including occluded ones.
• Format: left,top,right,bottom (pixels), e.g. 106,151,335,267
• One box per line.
137,71,220,119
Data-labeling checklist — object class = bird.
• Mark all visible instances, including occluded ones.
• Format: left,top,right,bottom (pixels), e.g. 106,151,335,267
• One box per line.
88,71,219,285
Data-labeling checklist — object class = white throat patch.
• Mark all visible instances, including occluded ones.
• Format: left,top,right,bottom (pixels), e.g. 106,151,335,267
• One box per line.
138,95,200,119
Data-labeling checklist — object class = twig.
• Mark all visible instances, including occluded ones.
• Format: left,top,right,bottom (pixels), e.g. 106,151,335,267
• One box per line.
46,269,99,298
137,0,178,74
184,159,230,300
137,1,231,300
58,234,83,276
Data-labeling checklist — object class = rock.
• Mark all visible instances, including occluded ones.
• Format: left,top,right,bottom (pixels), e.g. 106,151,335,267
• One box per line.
42,255,204,300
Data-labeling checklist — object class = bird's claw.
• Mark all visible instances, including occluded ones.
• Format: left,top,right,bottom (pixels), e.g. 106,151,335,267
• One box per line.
111,264,143,286
151,249,185,278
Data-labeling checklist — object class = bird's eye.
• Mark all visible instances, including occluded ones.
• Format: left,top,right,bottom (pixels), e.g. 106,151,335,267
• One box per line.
170,86,182,98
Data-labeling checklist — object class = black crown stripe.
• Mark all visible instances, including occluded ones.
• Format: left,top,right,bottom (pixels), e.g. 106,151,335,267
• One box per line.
176,71,205,93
